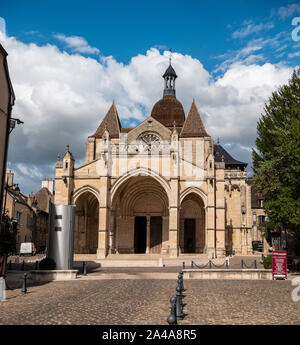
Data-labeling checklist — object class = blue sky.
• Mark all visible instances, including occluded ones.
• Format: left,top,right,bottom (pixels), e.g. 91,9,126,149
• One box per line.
2,0,300,71
0,0,299,194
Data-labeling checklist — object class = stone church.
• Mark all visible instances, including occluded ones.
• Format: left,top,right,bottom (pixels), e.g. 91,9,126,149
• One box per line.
54,62,260,259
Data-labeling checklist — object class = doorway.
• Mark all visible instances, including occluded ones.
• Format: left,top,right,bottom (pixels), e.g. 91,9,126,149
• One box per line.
134,216,147,253
150,216,162,253
184,218,196,253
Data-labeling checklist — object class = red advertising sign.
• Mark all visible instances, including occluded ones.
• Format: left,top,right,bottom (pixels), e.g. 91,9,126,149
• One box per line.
0,256,3,276
272,251,287,280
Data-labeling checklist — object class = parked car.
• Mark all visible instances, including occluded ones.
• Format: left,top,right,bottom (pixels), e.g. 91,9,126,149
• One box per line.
19,242,36,256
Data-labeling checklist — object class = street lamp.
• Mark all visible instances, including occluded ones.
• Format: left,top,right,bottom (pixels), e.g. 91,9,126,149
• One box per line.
9,117,24,134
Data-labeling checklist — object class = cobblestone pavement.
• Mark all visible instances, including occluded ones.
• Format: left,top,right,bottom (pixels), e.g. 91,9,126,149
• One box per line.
1,279,300,325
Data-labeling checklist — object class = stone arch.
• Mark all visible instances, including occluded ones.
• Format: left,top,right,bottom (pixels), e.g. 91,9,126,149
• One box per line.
111,175,169,254
179,191,206,254
110,167,171,204
73,185,100,204
180,186,207,208
74,191,99,254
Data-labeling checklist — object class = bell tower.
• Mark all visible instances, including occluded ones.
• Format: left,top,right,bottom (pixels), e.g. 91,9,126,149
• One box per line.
163,57,177,97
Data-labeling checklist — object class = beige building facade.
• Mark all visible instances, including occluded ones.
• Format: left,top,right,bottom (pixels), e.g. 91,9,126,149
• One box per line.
54,63,262,259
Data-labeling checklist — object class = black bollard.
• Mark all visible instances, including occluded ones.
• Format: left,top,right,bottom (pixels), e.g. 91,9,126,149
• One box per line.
167,296,177,325
241,259,244,268
35,261,39,270
82,261,87,276
178,277,185,292
182,262,185,269
225,259,229,269
191,260,194,268
22,273,28,294
209,260,212,269
254,260,257,269
262,254,265,262
21,260,25,271
176,289,183,320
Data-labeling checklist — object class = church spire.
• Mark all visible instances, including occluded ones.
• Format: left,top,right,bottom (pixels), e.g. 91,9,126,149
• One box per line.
162,56,177,97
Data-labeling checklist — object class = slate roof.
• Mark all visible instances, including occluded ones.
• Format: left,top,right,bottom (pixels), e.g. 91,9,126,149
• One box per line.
163,64,177,78
90,102,121,139
214,144,247,167
180,100,209,138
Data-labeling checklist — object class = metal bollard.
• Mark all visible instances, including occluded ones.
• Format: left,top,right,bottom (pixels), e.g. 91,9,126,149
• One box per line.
176,288,183,320
191,260,194,268
167,296,177,325
21,260,25,271
241,259,244,268
225,259,229,269
209,260,212,269
179,273,185,291
254,260,257,269
182,261,185,269
82,261,87,276
22,273,28,294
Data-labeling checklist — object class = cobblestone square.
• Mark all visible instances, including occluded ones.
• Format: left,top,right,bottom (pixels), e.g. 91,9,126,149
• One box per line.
1,278,300,325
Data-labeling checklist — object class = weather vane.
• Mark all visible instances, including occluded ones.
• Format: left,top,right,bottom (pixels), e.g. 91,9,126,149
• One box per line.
169,48,172,64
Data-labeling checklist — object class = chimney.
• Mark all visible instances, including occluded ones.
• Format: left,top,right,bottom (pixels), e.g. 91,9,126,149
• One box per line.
6,170,14,186
42,178,54,194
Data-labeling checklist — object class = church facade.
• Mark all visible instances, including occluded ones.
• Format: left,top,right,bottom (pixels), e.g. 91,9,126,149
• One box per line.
54,63,260,259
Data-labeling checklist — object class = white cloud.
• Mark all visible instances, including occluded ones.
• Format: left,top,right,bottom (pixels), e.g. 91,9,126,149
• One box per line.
278,4,300,19
54,33,100,55
0,32,296,194
232,20,274,39
288,50,300,58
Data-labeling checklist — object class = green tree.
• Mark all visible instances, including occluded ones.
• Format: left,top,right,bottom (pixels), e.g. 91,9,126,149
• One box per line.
252,69,300,237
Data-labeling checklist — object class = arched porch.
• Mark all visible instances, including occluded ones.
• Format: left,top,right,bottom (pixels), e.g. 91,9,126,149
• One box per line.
111,175,169,254
179,192,206,254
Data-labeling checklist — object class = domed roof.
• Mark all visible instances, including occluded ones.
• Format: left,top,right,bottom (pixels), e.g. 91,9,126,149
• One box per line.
150,95,185,127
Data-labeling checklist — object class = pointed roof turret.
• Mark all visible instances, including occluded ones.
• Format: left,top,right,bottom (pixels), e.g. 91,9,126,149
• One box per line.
90,102,121,138
180,100,209,137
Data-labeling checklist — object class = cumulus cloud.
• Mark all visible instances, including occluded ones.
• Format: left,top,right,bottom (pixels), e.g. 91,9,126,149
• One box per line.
54,33,100,55
0,32,296,194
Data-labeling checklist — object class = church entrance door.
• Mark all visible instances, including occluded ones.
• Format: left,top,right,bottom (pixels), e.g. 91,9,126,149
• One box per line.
150,216,162,253
134,216,147,253
184,218,196,253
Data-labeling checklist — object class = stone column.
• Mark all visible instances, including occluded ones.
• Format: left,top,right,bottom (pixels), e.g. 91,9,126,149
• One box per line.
161,216,169,254
169,179,179,258
97,176,109,259
146,215,151,254
108,210,115,254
